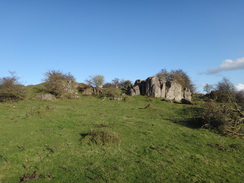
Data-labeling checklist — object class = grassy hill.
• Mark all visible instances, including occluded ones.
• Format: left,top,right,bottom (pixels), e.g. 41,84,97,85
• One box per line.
0,92,243,182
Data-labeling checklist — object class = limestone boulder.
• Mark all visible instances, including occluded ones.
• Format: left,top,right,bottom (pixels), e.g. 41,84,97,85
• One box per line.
145,76,165,97
35,93,56,101
165,81,183,102
183,88,192,101
130,85,140,96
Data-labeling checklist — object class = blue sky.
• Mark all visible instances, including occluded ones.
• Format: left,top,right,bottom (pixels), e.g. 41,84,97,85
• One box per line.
0,0,244,92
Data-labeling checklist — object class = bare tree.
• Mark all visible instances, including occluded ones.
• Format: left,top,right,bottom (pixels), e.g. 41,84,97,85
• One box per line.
216,77,236,102
204,84,214,94
112,78,120,88
86,75,105,88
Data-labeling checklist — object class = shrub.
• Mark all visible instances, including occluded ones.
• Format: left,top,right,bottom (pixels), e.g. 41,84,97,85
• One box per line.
215,77,236,103
98,88,121,98
199,101,243,135
0,72,27,102
118,79,132,89
200,102,230,130
103,82,116,88
235,90,244,103
157,69,195,93
43,70,77,97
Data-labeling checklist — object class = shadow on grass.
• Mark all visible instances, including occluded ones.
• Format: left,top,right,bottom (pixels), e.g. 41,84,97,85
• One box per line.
172,106,204,129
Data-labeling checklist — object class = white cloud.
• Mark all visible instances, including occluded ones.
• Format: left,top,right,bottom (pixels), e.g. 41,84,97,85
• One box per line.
207,57,244,74
236,83,244,91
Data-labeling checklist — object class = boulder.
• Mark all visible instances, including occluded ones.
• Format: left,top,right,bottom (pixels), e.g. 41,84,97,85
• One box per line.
145,76,166,97
183,88,192,101
165,81,183,102
130,85,140,96
35,94,56,101
112,97,123,101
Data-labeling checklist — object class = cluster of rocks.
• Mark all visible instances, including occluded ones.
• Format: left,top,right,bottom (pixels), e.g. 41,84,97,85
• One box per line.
129,76,192,102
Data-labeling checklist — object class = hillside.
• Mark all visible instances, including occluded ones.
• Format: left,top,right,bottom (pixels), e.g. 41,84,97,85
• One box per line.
0,93,243,182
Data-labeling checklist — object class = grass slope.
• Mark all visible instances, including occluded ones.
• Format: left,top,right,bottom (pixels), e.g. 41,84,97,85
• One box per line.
0,95,243,182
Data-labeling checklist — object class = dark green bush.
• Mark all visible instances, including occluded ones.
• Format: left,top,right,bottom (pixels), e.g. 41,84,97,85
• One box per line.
200,102,230,129
0,73,27,102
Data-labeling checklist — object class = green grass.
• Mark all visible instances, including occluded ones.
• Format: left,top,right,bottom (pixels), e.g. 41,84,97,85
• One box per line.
0,95,243,182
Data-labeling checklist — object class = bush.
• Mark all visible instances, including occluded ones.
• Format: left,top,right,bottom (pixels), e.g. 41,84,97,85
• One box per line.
157,69,195,93
200,102,230,129
199,101,243,136
0,73,27,102
98,88,121,98
207,78,243,103
103,82,116,88
43,70,77,97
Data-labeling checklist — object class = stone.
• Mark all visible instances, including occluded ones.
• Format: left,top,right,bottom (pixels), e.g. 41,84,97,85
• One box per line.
112,97,123,101
165,81,183,102
130,85,140,96
35,94,56,101
145,76,166,97
183,88,192,101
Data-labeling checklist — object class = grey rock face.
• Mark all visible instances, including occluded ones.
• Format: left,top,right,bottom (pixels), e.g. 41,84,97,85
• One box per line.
130,85,140,96
183,88,192,101
145,76,166,97
130,76,192,101
165,81,183,102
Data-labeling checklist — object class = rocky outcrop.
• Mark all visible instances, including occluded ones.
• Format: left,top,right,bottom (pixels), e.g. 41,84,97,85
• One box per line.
129,76,192,102
63,80,78,95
